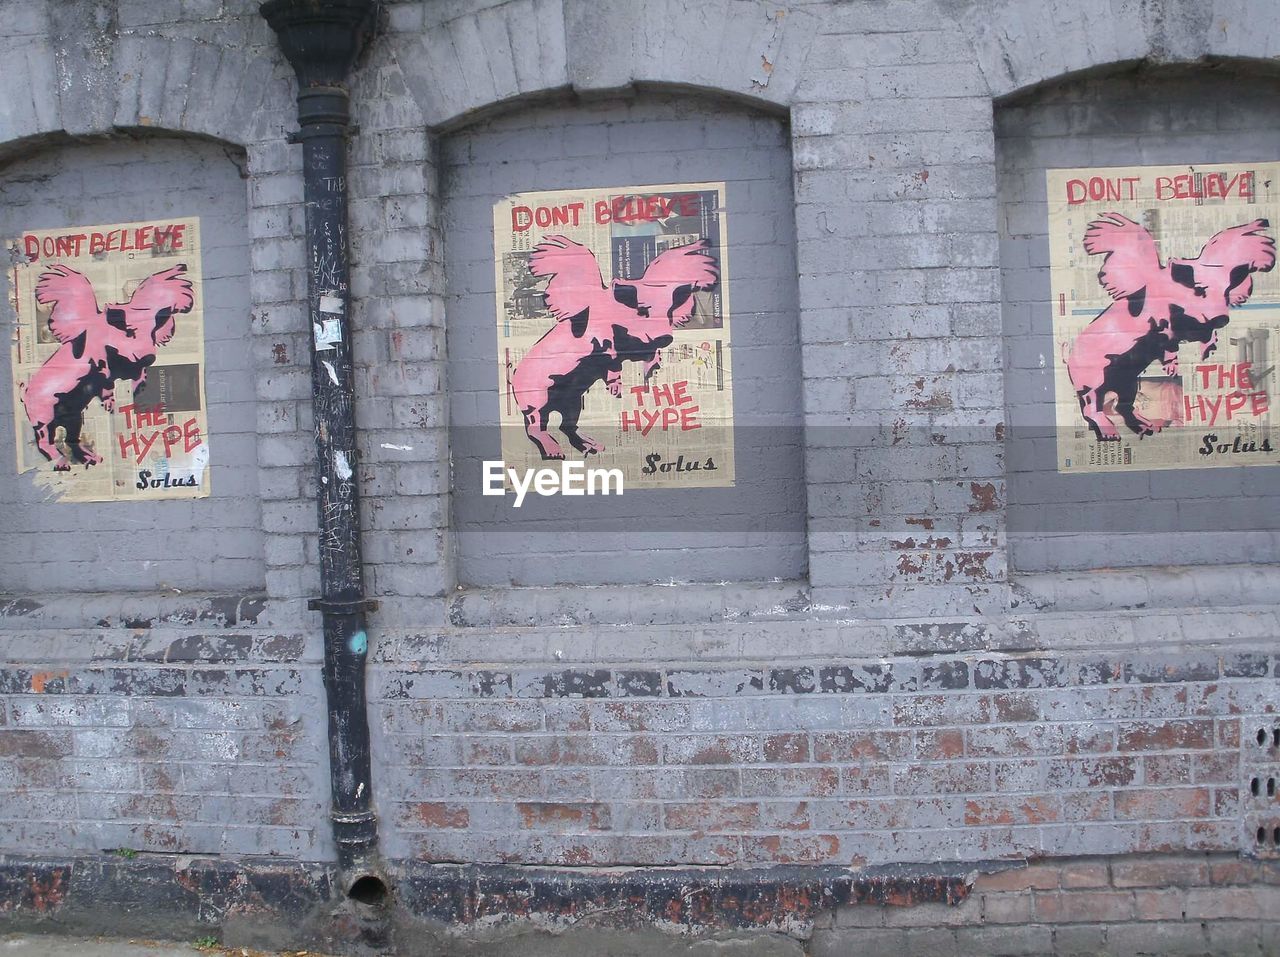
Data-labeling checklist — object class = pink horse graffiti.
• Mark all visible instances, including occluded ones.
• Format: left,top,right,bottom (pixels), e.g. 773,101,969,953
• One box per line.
20,263,194,470
511,236,718,459
1068,213,1275,440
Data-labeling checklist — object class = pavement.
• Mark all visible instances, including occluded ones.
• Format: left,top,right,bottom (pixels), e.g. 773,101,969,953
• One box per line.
2,937,335,957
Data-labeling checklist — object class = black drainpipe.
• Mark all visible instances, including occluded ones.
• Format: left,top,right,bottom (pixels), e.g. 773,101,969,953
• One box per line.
259,0,386,903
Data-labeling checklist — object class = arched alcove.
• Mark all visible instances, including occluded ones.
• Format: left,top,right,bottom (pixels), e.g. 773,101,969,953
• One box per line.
442,91,807,587
997,62,1280,573
0,132,264,593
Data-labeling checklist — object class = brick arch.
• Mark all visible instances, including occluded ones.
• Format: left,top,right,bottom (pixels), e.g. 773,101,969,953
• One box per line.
941,0,1280,100
0,15,284,155
388,0,820,131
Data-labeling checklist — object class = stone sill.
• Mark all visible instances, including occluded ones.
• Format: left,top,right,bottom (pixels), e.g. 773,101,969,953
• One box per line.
1,565,1278,668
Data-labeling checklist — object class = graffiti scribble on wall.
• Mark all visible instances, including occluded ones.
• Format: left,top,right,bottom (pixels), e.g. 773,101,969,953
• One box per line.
1048,165,1280,473
493,184,735,488
9,218,210,501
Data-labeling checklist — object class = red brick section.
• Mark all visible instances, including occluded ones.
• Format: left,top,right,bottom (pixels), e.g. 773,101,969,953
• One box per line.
404,802,469,829
812,852,1280,956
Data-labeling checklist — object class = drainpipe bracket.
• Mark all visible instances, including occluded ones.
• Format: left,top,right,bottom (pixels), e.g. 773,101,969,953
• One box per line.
309,597,379,615
332,808,379,832
286,124,359,144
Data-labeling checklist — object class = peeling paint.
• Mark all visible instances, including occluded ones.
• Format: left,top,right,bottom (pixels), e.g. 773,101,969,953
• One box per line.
891,536,952,550
29,669,68,693
750,8,787,88
27,867,66,913
969,481,1000,513
905,375,953,411
403,861,973,932
896,553,926,576
953,551,994,581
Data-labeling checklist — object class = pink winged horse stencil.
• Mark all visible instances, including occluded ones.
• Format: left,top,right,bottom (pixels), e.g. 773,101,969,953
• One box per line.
1068,213,1275,440
511,236,718,459
20,263,195,470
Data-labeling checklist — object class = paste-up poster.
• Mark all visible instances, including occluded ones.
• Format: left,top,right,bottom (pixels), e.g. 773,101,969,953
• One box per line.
493,183,735,488
1048,164,1280,473
9,218,209,501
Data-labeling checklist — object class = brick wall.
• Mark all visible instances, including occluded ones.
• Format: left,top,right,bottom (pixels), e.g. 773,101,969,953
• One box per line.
370,612,1280,866
0,0,1276,950
812,852,1280,956
0,600,330,861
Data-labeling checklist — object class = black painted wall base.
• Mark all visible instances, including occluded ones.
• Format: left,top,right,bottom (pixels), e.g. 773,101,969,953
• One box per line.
0,853,981,954
0,854,359,953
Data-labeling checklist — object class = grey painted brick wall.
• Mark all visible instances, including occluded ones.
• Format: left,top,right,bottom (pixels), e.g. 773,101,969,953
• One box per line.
785,11,1010,618
444,94,807,587
368,615,1280,866
0,135,264,593
0,607,332,862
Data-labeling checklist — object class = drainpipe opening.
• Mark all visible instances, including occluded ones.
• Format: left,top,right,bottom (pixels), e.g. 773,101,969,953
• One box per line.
346,872,390,906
